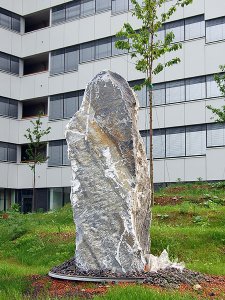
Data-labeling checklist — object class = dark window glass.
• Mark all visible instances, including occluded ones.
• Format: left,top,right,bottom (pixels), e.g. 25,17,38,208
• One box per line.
49,95,63,120
96,0,111,12
166,127,185,157
165,19,184,43
0,142,8,161
153,83,166,106
0,9,11,28
207,123,225,147
130,81,147,107
12,14,20,32
80,0,95,16
186,77,206,101
206,75,221,98
11,56,19,75
206,17,225,43
80,41,95,63
0,52,10,72
8,144,17,162
166,80,185,104
112,0,128,13
140,131,149,159
0,97,9,116
52,5,66,24
63,140,70,165
63,187,71,204
9,99,18,118
112,36,127,56
95,37,111,59
48,141,62,166
64,92,79,118
51,49,64,75
66,1,80,20
185,15,205,40
65,46,79,72
79,91,84,107
153,129,166,159
154,26,165,43
186,125,206,156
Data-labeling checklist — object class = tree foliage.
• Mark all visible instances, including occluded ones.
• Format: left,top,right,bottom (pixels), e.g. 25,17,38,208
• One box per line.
207,65,225,123
115,0,193,205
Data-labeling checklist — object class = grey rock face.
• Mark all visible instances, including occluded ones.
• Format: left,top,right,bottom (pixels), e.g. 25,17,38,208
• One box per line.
65,70,151,273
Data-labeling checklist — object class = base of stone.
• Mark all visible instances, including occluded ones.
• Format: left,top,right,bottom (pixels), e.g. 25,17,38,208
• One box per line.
49,259,208,287
48,271,145,283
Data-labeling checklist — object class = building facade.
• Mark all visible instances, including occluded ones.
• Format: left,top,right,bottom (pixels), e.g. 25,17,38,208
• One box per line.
0,0,225,212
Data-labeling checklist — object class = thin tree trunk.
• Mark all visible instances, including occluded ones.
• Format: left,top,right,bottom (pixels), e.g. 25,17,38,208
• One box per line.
32,164,35,212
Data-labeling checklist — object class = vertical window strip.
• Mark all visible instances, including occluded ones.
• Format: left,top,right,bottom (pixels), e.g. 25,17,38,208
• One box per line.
48,140,70,166
0,8,21,32
0,142,17,162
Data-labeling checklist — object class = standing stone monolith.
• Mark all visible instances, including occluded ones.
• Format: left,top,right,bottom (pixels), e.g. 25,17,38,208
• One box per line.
65,70,151,274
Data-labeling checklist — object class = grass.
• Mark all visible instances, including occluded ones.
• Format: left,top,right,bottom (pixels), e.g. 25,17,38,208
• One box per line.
0,182,224,299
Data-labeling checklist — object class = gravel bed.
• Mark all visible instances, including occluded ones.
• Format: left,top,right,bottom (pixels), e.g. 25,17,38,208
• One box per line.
50,258,209,288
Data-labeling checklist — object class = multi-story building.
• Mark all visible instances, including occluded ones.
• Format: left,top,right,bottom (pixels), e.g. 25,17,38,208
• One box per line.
0,0,225,212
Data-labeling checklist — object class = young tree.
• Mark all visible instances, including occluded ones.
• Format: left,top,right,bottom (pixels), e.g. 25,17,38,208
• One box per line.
116,0,193,205
207,65,225,122
24,115,51,212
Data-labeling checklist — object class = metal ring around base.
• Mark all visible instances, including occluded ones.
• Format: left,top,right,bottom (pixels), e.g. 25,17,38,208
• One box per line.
48,271,146,283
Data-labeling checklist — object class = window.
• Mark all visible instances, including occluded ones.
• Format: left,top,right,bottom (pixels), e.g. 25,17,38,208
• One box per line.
48,140,70,166
112,36,127,56
65,46,79,72
206,75,221,98
96,0,111,12
154,26,165,43
166,127,185,157
52,5,66,24
51,49,64,75
8,144,17,162
112,0,128,13
153,129,166,159
95,37,112,59
153,83,166,106
166,80,185,104
63,140,70,165
80,0,95,16
50,91,83,120
140,131,149,159
48,141,62,166
0,97,9,116
10,56,19,75
0,52,10,72
64,92,80,118
0,142,8,161
11,13,20,32
186,125,206,156
0,9,21,32
0,142,17,162
165,20,184,43
8,99,18,118
130,80,147,107
0,9,11,29
206,17,225,43
49,95,63,120
186,77,206,101
185,15,205,40
66,1,80,20
80,41,95,63
207,123,225,147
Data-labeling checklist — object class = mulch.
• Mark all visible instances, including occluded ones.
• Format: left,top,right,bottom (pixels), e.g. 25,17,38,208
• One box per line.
26,271,225,299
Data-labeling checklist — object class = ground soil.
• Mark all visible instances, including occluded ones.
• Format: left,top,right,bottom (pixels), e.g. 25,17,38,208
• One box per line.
27,274,225,300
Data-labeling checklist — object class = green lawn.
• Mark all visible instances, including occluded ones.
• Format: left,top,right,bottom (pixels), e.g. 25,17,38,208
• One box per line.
0,182,224,299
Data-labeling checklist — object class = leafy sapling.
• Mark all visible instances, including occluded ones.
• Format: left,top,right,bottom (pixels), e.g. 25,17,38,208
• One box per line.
24,114,51,212
115,0,193,205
